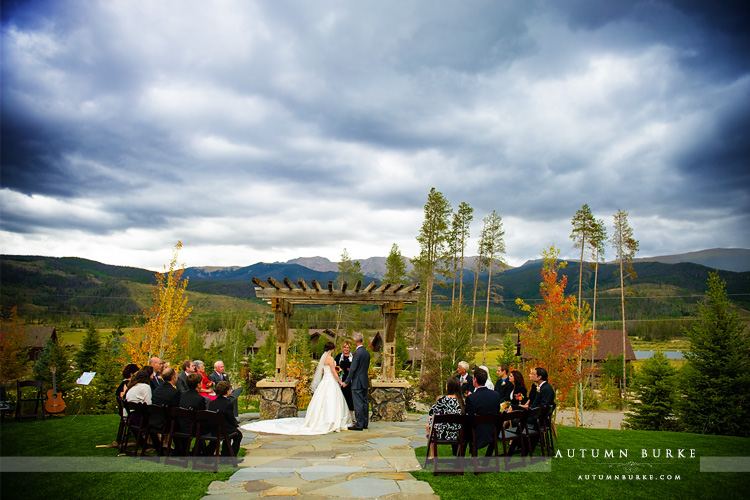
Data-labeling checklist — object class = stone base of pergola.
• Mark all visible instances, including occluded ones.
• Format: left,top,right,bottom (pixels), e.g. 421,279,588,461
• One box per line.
256,378,411,422
257,378,299,420
370,380,411,422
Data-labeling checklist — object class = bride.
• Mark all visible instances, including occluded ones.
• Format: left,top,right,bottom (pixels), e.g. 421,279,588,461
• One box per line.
241,341,352,435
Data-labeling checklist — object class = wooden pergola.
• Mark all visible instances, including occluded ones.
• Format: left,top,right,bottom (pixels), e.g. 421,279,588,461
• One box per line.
252,277,420,380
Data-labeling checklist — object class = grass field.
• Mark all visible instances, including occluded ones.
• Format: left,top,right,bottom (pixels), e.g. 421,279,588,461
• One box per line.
414,426,750,500
0,414,242,500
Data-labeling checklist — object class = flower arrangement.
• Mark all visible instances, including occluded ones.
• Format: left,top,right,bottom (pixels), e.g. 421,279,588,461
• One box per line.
377,378,408,384
501,401,512,412
515,393,524,401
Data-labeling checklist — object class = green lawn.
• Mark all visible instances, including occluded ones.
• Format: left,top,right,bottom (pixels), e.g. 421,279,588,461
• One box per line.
0,414,241,500
414,426,750,500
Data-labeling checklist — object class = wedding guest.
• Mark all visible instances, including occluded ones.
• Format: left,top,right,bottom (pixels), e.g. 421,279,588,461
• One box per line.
334,341,355,423
174,373,207,455
116,363,140,400
426,377,465,457
495,365,512,402
193,360,213,397
465,367,500,455
176,359,195,393
153,367,180,408
457,361,474,395
123,370,152,422
479,365,494,390
209,360,241,417
124,370,152,406
507,370,529,409
148,357,164,390
206,381,243,458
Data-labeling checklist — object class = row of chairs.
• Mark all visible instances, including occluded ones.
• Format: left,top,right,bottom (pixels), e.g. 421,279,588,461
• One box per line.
118,400,240,472
424,403,556,475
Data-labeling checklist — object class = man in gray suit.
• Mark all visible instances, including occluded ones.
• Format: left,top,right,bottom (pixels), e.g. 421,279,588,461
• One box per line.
176,359,195,394
342,332,370,430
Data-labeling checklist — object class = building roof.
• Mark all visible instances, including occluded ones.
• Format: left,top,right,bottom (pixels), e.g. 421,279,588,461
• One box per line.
24,326,57,349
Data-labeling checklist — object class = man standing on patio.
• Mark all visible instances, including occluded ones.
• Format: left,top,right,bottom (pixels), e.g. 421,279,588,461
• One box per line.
343,332,370,431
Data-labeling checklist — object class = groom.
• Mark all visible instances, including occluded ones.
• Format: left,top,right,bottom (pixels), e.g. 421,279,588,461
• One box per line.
342,332,370,431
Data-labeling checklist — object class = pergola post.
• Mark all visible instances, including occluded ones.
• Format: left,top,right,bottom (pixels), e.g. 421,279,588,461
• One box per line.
272,297,293,378
380,301,403,381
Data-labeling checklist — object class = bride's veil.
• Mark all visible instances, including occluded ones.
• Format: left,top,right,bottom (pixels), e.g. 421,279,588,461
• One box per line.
310,350,330,392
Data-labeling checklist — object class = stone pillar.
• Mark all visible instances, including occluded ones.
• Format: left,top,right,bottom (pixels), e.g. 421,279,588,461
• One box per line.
380,301,403,381
369,380,410,422
256,378,298,419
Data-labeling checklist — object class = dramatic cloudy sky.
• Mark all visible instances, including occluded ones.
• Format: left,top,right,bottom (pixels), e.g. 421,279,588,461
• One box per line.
2,0,748,270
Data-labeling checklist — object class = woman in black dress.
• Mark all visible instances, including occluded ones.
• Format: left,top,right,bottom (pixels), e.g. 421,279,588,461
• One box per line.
334,341,355,423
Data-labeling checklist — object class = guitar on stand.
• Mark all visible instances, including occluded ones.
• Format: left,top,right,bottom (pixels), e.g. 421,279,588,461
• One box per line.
45,365,66,414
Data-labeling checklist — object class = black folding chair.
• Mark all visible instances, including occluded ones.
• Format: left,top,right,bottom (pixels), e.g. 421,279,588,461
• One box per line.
121,402,151,457
469,413,502,474
115,397,129,451
499,410,527,470
424,413,467,475
146,404,171,456
192,410,240,472
16,380,46,422
164,407,197,468
539,403,557,457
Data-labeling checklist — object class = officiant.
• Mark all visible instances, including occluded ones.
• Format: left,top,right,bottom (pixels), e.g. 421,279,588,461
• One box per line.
334,341,355,423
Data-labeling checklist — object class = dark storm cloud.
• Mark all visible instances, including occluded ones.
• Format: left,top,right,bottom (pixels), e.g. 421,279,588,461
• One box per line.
1,0,749,267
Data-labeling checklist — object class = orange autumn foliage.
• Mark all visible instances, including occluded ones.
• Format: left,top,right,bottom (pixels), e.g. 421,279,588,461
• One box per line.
515,245,596,403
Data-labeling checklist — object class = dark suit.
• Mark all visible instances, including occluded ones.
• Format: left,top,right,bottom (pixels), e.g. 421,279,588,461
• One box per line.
495,377,512,402
348,345,370,429
208,371,230,385
153,382,180,407
150,382,179,432
176,371,189,393
465,386,501,452
459,374,474,395
149,374,162,391
206,396,242,456
531,381,555,409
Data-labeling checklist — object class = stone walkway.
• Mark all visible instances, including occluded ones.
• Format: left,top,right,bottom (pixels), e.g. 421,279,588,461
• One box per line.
202,413,437,500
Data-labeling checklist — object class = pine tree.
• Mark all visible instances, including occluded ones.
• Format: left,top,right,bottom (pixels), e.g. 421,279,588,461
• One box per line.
678,272,750,436
75,323,101,372
384,243,408,284
414,188,451,376
612,210,638,405
624,351,678,431
478,210,506,364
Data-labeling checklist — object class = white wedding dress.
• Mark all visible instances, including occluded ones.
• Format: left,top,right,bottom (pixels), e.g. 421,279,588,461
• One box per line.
241,351,352,435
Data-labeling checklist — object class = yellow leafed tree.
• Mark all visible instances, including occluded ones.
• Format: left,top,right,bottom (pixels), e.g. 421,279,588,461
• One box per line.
123,241,193,364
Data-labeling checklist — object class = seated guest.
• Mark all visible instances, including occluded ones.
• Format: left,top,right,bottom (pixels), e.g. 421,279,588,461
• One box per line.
206,381,243,458
426,377,465,458
153,367,180,407
465,366,501,456
176,359,195,394
116,363,140,401
526,367,538,406
209,360,241,417
507,370,529,409
179,373,208,411
148,357,164,390
457,361,474,395
123,370,152,422
494,364,512,402
194,360,213,397
512,367,555,455
479,365,494,390
174,373,207,455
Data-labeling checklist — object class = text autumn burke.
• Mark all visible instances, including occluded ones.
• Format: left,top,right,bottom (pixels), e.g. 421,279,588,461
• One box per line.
555,449,697,459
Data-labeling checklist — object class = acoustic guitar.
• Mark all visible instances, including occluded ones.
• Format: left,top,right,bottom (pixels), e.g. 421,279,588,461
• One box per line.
45,365,66,414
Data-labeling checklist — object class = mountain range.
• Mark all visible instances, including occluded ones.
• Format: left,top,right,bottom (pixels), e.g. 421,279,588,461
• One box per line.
2,248,749,322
